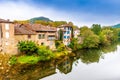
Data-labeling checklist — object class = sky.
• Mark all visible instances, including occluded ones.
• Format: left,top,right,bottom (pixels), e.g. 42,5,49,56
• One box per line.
0,0,120,27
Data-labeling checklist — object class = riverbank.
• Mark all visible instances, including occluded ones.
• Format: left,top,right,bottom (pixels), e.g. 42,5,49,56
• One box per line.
9,50,73,65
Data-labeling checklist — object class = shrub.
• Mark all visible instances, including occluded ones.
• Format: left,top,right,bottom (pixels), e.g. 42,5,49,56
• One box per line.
37,46,54,60
55,40,66,52
17,41,38,55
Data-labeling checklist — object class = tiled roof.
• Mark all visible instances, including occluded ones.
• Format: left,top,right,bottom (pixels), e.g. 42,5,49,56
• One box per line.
29,24,57,32
0,18,13,23
15,24,36,35
14,23,57,35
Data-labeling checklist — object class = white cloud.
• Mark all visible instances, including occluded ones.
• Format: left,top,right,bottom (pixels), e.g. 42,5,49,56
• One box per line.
0,1,119,27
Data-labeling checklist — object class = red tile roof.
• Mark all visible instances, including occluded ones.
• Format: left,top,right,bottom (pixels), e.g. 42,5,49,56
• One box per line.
15,24,36,35
29,24,57,32
14,23,57,35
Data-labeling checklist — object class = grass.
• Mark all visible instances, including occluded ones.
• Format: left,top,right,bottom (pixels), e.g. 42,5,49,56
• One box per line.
17,55,40,64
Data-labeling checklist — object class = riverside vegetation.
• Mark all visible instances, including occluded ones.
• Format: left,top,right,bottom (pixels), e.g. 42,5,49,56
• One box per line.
4,24,120,65
9,40,70,65
69,24,120,51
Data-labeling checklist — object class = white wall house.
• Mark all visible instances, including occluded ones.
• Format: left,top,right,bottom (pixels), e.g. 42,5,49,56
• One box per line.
57,24,73,46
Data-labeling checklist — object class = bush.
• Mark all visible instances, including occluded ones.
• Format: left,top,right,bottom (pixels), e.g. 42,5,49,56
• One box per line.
55,40,66,52
17,41,38,55
69,38,81,51
37,46,54,60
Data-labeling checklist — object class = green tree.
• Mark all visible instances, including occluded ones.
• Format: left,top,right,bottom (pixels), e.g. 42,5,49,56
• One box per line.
58,29,63,41
91,24,101,35
69,38,81,51
17,41,38,55
80,27,100,48
99,29,113,45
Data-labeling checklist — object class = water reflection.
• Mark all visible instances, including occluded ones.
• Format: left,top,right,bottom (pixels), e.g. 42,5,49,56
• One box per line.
57,57,73,74
8,61,56,80
76,49,102,64
74,42,119,64
0,42,120,80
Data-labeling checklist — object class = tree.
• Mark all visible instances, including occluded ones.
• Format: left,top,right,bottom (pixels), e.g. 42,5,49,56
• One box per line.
91,24,101,35
58,29,63,41
68,38,81,51
80,27,100,48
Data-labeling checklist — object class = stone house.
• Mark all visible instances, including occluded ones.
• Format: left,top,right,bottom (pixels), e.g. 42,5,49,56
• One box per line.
57,24,73,45
15,24,57,50
0,19,17,55
0,19,57,55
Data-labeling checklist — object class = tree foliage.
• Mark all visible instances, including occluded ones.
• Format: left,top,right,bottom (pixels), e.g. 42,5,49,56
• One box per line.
55,41,66,52
91,24,101,35
17,41,38,55
69,38,81,51
79,26,100,48
37,46,54,60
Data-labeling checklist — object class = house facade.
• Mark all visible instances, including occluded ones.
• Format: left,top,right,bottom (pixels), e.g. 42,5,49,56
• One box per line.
0,19,57,55
0,19,17,55
15,24,57,50
29,24,57,49
57,24,73,45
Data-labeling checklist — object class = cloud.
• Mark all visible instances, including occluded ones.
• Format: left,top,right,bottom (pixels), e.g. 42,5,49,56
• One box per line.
0,0,119,27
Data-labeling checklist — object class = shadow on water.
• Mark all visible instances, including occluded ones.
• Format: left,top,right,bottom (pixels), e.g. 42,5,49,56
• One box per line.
0,41,120,80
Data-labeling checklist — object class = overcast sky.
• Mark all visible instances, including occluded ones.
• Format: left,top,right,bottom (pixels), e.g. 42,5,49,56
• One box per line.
0,0,120,27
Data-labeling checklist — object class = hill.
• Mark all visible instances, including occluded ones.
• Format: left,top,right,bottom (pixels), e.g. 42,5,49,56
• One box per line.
112,24,120,28
29,16,53,23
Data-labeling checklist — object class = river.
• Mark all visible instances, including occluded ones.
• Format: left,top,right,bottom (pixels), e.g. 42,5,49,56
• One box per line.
0,42,120,80
41,42,120,80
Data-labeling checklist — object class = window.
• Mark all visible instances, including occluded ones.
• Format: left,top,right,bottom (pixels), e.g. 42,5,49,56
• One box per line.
38,34,45,39
64,36,66,39
67,36,70,39
48,36,56,40
5,24,9,30
42,34,45,39
38,34,41,39
67,31,70,34
68,27,71,30
5,32,9,39
28,35,31,39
